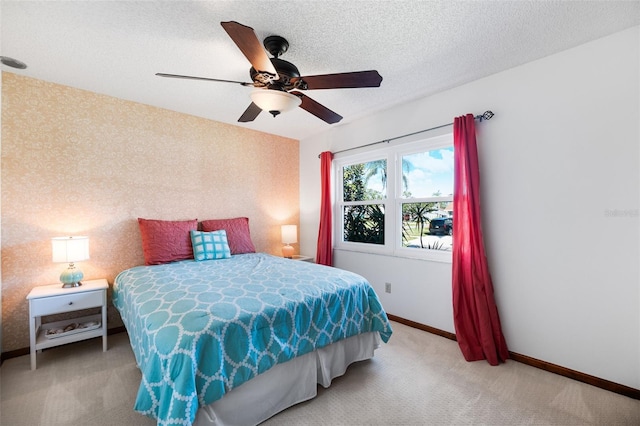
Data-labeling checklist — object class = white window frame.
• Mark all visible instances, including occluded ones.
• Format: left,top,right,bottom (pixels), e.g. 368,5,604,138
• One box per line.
334,133,453,263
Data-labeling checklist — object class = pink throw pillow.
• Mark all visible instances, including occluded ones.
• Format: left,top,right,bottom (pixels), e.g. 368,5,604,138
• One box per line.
200,217,256,255
138,218,198,265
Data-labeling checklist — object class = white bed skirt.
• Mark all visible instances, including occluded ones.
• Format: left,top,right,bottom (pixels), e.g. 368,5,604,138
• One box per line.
194,331,381,426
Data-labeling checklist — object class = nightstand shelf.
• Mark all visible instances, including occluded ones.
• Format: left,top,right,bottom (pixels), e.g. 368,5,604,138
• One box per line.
27,278,108,370
35,313,103,349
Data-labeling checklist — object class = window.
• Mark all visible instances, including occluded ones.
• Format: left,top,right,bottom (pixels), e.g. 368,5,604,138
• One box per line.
334,133,454,261
342,159,386,245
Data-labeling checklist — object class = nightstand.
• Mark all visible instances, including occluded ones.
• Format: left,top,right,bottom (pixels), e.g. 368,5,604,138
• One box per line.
289,255,313,262
27,278,108,370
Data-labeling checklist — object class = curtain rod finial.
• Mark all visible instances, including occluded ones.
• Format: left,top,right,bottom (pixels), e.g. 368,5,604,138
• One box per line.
477,110,494,122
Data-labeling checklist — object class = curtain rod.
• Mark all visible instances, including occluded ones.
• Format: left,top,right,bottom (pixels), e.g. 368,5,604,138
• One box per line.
318,110,495,158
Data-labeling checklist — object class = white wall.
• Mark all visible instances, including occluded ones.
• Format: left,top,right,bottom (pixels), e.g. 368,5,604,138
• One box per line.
300,26,639,389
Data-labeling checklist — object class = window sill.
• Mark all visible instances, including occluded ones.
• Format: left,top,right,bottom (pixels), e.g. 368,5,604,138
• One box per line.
334,247,452,264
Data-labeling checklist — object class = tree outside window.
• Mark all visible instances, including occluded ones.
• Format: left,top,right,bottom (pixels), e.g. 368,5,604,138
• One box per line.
342,161,386,244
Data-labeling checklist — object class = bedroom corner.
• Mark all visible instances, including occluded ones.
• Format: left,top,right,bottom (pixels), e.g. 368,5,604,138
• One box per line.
0,72,300,355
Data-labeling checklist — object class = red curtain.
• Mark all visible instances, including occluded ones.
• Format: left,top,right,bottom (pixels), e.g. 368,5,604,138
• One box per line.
316,151,333,266
452,114,508,365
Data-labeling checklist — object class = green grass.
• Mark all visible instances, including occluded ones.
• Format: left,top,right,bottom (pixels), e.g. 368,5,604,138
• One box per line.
403,221,427,239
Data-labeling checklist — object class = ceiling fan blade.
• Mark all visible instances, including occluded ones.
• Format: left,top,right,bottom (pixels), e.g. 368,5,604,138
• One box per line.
292,70,382,90
221,21,278,76
238,102,262,122
290,91,342,124
156,73,253,86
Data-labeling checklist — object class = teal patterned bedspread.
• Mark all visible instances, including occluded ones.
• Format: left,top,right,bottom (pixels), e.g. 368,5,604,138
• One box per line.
113,253,392,426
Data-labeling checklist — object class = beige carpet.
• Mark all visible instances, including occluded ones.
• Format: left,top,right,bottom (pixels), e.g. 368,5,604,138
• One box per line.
1,321,638,425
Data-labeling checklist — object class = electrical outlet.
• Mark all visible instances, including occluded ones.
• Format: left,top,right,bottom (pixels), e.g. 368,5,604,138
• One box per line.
385,282,391,293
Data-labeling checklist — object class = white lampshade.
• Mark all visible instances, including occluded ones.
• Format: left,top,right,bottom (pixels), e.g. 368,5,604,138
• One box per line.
52,236,90,263
251,90,301,116
281,225,298,244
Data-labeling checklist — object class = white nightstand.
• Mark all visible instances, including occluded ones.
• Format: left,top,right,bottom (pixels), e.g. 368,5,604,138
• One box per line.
289,255,313,262
27,278,108,370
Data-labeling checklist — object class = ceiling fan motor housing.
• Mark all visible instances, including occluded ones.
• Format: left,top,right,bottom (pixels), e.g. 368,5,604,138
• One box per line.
250,57,302,90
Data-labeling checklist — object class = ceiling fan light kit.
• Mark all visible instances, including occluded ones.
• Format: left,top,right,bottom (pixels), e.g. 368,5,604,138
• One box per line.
157,21,382,124
250,89,301,117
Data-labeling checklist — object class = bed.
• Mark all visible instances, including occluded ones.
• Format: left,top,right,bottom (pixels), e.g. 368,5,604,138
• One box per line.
113,251,393,426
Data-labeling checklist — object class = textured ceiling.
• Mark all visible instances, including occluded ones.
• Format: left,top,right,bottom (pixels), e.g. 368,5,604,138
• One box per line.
2,1,639,141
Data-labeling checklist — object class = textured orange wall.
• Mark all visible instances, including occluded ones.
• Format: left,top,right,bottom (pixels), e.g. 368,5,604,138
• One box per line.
1,72,300,352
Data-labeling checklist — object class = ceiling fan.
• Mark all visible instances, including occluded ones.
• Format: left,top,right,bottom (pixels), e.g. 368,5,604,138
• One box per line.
157,21,383,124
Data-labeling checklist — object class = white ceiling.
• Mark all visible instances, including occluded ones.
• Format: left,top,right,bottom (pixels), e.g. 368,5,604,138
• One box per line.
2,1,639,141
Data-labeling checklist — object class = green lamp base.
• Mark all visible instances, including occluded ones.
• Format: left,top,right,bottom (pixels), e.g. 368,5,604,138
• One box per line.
60,265,83,288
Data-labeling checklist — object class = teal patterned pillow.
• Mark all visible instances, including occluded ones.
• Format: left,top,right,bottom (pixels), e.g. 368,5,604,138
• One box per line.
190,230,231,261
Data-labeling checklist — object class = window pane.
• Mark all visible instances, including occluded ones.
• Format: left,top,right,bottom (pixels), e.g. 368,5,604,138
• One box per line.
401,148,453,198
343,205,385,244
342,160,387,201
402,202,452,251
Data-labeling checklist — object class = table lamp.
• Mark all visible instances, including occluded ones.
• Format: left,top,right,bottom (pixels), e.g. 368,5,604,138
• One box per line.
281,225,297,258
52,236,90,288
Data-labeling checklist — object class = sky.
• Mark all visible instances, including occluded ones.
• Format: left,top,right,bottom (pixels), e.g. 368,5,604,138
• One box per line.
364,147,454,198
403,147,454,197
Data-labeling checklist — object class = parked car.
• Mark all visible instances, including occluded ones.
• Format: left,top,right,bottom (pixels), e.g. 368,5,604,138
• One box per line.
429,217,453,236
